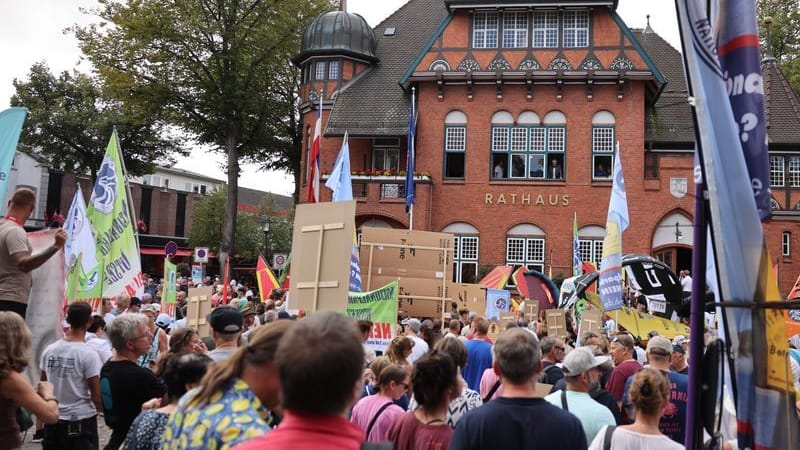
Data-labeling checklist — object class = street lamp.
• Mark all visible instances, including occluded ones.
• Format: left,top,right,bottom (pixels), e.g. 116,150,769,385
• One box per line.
674,222,683,242
262,218,271,264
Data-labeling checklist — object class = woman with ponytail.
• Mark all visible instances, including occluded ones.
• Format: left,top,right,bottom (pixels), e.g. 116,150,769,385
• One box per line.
589,368,684,449
161,320,293,450
351,364,409,442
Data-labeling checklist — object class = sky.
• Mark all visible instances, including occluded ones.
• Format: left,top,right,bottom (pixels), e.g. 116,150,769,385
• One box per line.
0,0,681,196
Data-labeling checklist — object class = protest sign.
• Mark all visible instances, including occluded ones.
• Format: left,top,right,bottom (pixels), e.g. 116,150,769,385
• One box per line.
485,288,511,320
186,287,213,338
449,282,486,317
546,309,567,339
347,281,399,353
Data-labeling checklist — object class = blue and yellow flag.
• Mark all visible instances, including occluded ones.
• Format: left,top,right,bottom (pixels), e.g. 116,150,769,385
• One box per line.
597,146,628,312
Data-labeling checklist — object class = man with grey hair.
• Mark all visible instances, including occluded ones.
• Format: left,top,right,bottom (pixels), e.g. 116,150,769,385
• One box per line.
451,328,586,449
401,317,428,364
539,335,566,385
111,295,130,316
99,314,165,450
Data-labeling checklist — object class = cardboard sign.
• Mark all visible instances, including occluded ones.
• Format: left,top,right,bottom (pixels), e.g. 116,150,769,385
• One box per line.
487,320,502,342
186,287,213,338
546,309,567,339
289,201,356,312
523,301,539,323
448,282,486,317
580,309,603,337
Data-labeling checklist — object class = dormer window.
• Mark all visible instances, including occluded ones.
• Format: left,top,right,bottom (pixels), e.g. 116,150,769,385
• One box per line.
563,10,589,48
502,12,528,48
473,12,498,48
533,11,558,48
315,61,326,80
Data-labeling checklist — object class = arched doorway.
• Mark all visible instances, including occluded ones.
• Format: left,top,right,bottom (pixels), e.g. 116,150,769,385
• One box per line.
652,212,693,274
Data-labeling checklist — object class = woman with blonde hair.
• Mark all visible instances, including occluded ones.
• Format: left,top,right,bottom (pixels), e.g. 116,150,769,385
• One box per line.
589,368,683,449
152,328,206,376
386,336,414,367
161,320,293,449
0,312,59,447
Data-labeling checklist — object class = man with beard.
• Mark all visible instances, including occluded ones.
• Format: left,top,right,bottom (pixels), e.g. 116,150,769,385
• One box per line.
545,347,616,443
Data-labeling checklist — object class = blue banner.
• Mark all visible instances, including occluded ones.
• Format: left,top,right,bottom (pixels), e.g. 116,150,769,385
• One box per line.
405,91,416,213
598,147,628,311
0,108,27,210
485,288,510,320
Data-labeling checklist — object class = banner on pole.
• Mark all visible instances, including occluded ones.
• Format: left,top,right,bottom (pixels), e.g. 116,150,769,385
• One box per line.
346,281,399,353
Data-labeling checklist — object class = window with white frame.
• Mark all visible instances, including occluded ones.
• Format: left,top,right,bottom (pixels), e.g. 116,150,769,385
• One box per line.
473,12,498,48
578,225,605,269
789,156,800,187
771,156,785,187
444,111,467,179
492,111,566,181
532,11,558,47
563,10,589,48
503,11,528,48
372,138,400,171
328,60,339,80
315,61,326,80
506,224,546,274
783,231,791,257
444,223,480,283
592,111,615,180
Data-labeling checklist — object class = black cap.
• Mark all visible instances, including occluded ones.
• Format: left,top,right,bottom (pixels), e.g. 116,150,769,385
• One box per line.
208,306,243,333
672,344,686,355
130,297,142,306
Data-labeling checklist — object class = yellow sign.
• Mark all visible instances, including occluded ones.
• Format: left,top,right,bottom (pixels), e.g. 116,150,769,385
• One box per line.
584,291,689,339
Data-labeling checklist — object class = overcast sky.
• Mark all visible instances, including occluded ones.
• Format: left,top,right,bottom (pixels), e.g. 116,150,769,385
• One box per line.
0,0,681,196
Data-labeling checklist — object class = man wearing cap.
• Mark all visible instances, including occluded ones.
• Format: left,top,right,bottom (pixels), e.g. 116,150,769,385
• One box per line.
622,336,688,444
450,328,586,450
670,344,689,375
605,333,642,415
544,347,616,442
401,317,429,364
207,306,244,362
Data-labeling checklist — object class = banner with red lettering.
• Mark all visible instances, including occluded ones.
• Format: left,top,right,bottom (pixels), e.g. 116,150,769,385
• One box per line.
346,281,398,353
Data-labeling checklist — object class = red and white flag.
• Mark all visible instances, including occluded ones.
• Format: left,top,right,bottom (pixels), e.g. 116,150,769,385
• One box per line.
308,96,322,203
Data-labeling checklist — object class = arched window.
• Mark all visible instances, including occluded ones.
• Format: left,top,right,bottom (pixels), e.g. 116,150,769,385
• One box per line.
490,110,565,181
444,111,467,179
505,224,546,273
443,222,479,283
577,225,605,269
592,111,615,180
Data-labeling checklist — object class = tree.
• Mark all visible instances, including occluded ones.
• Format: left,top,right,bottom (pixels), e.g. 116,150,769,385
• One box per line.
10,62,184,178
75,0,329,277
188,189,264,261
259,195,294,257
758,0,800,92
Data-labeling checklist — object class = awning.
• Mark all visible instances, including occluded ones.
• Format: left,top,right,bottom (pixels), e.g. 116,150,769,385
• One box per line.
140,247,192,256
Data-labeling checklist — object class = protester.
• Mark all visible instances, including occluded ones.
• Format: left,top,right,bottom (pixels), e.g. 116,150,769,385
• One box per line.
387,351,458,450
152,328,206,376
0,311,59,448
360,356,389,398
86,315,114,363
386,335,415,367
101,298,116,325
590,369,684,450
206,306,244,362
100,313,166,450
357,319,377,366
174,291,188,321
154,314,172,335
232,311,365,450
450,328,586,450
539,336,566,385
479,366,503,402
544,347,616,443
138,305,168,370
606,333,642,412
162,320,292,449
622,336,688,444
670,344,689,375
462,317,493,391
445,319,462,339
410,335,483,427
351,364,408,442
0,188,67,317
112,295,131,316
123,353,211,450
401,317,429,364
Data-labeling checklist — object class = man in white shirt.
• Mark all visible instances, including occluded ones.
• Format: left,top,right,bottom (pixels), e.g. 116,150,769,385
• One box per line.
401,317,429,364
680,269,693,298
85,315,113,363
41,301,104,449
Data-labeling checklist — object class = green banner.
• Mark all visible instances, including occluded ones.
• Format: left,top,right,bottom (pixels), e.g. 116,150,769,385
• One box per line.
163,258,177,304
85,131,142,298
347,281,398,352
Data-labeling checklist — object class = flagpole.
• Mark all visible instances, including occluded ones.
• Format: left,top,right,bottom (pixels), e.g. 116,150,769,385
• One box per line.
114,128,141,256
407,87,416,231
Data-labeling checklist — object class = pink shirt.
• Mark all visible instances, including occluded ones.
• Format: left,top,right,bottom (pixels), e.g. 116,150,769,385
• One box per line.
479,368,504,400
232,411,364,450
351,394,405,442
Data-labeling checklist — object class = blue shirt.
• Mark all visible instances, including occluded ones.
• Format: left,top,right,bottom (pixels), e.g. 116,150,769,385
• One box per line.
622,369,688,444
462,339,493,391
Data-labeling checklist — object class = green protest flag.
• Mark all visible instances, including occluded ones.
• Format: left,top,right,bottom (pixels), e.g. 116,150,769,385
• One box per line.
163,258,177,304
347,281,398,353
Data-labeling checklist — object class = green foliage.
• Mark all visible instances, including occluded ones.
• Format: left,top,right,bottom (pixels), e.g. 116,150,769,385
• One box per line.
758,0,800,92
258,196,294,255
10,62,184,177
188,189,265,260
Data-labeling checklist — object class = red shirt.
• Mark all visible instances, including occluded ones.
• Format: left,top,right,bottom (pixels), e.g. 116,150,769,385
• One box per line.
232,411,364,450
605,359,643,402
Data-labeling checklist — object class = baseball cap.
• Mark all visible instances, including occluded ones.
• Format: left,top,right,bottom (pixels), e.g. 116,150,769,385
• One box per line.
646,336,674,356
562,347,611,376
241,306,255,317
208,306,243,333
672,335,690,346
401,317,422,333
130,297,142,306
140,304,159,315
155,313,172,329
672,344,686,355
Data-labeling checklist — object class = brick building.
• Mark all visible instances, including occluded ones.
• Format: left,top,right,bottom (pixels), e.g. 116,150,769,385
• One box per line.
295,0,800,295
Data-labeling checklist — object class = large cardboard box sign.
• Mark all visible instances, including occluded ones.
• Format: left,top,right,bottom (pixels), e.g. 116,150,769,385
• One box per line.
289,201,356,312
186,287,214,338
449,282,486,317
546,309,568,339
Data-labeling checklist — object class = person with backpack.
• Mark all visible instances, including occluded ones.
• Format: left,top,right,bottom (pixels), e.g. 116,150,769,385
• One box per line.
539,336,566,385
350,365,408,442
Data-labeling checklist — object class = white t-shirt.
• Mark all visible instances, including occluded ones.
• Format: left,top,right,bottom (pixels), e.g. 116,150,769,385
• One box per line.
680,275,692,292
588,426,684,450
41,339,103,420
104,312,116,325
407,335,429,364
85,333,113,363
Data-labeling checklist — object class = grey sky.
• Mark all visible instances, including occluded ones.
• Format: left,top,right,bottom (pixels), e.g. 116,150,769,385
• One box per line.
0,0,681,195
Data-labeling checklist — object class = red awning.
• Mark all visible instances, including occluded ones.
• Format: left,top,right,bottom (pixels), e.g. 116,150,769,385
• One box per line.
140,247,192,256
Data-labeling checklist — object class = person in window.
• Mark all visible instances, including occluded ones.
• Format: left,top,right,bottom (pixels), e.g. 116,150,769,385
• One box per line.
493,160,505,179
595,163,609,178
530,157,544,178
549,159,564,179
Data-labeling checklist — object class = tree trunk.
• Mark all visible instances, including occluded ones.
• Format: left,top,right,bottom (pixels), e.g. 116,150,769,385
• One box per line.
220,135,239,282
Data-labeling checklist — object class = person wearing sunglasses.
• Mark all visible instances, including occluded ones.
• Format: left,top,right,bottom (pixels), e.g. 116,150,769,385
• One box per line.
351,364,409,442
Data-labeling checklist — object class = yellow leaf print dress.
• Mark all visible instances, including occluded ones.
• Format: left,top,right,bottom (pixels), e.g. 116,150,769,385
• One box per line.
161,378,270,450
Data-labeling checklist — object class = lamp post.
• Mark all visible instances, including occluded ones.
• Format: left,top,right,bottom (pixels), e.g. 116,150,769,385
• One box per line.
674,222,683,242
262,218,271,264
